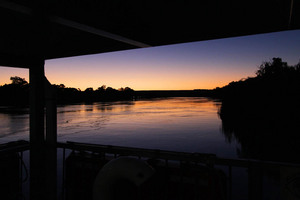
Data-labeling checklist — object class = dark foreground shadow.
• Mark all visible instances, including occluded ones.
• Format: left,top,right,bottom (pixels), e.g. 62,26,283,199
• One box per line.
219,95,300,163
217,58,300,163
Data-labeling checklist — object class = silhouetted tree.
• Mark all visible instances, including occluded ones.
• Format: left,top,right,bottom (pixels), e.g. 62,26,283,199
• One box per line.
218,58,300,162
124,87,134,92
84,87,94,92
58,84,65,89
10,76,28,86
96,85,106,92
0,77,29,106
52,84,81,104
105,87,117,93
256,58,288,77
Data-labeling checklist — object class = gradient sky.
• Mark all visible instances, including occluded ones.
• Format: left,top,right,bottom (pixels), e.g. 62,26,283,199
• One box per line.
1,30,300,90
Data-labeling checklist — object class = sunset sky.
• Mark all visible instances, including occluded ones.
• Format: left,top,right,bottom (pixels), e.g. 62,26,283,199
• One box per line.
1,30,300,90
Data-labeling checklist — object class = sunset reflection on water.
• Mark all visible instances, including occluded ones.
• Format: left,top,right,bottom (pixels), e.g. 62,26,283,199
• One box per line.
0,97,241,158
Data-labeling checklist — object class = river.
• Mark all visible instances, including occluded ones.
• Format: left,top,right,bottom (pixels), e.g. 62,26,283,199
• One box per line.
0,97,240,158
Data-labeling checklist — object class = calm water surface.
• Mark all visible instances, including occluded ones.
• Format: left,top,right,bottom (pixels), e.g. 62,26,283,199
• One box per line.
0,97,240,158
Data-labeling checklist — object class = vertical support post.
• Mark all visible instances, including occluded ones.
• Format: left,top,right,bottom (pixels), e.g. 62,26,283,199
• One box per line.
45,77,57,200
29,60,45,147
29,59,46,200
28,2,57,199
45,77,57,145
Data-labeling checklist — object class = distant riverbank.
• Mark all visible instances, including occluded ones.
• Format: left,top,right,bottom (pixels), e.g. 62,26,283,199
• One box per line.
134,89,216,99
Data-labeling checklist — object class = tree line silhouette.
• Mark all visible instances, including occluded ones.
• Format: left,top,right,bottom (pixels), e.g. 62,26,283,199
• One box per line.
53,84,134,103
214,57,300,100
217,58,300,163
0,78,135,106
0,76,30,106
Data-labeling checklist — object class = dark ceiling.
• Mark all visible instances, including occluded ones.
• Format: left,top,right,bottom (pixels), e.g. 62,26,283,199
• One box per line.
0,0,299,68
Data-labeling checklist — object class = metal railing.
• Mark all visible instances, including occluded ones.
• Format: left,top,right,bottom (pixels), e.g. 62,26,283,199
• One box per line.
0,140,30,200
57,141,300,200
1,140,300,200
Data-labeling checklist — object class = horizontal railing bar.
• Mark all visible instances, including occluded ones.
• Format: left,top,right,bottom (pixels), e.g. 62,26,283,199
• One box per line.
57,141,216,164
57,141,300,169
0,140,30,154
1,140,299,169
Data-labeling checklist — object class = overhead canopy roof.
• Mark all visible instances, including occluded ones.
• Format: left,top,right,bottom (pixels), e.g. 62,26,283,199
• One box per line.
0,0,299,68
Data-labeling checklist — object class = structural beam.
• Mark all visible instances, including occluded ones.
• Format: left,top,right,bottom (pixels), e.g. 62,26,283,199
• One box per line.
0,0,150,50
48,16,151,48
0,54,37,69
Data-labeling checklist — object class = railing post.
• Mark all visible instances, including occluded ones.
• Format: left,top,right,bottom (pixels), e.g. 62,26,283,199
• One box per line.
228,165,232,200
248,163,263,200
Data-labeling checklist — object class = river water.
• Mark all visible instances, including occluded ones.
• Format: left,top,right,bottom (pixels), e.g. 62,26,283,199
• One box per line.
0,97,240,158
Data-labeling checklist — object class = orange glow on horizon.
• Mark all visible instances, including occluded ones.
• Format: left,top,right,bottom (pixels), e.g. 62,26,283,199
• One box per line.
1,30,299,91
44,71,246,91
0,64,254,91
43,59,254,91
